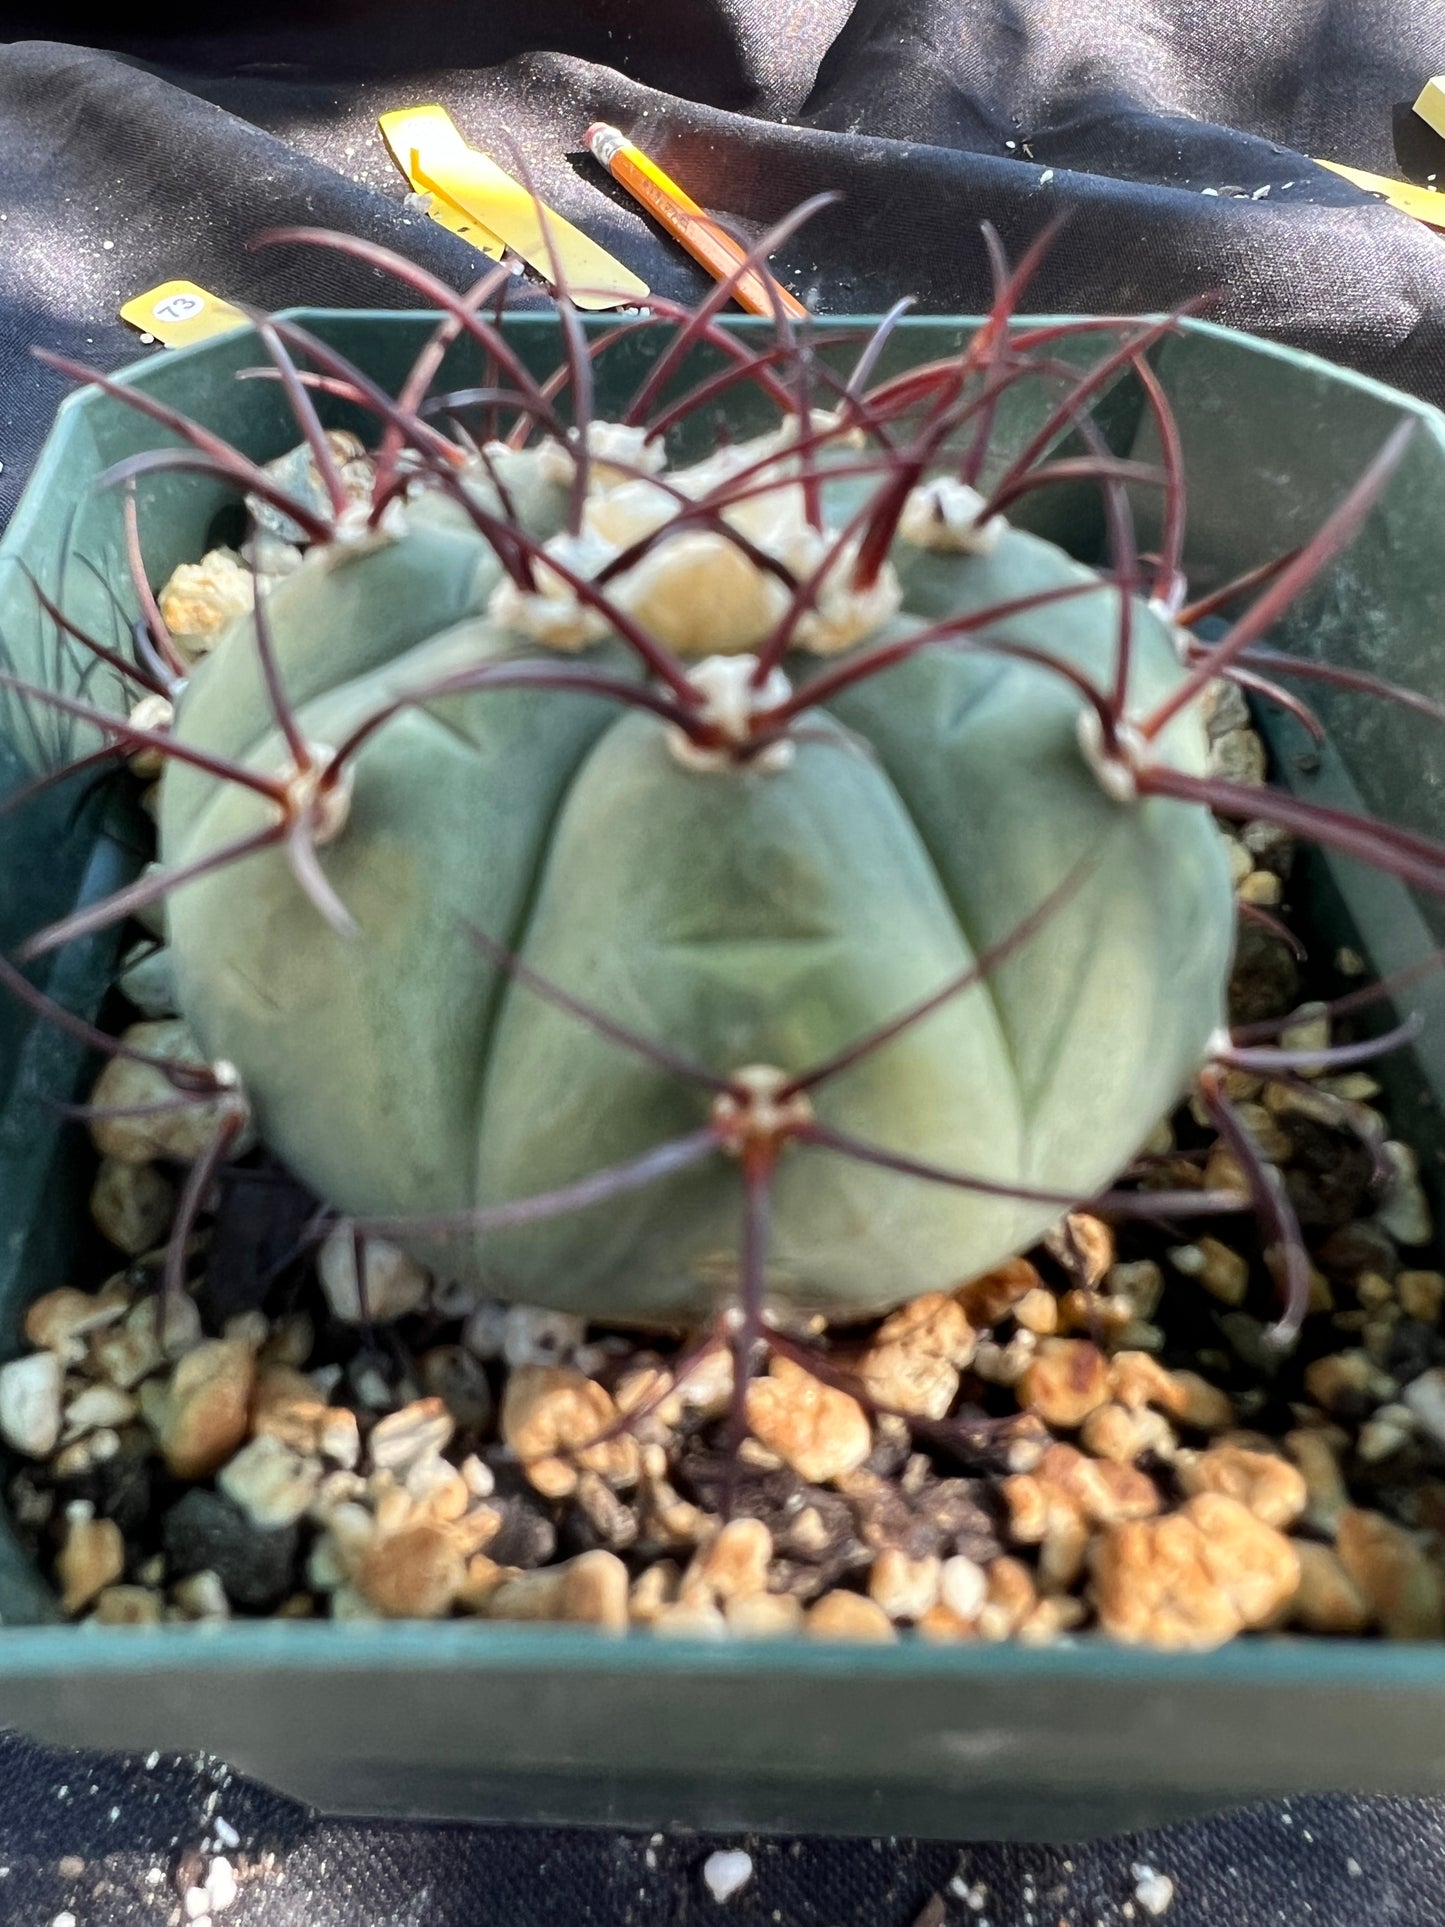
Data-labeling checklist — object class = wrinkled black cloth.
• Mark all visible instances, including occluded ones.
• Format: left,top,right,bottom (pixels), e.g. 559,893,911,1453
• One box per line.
1,0,1445,537
0,1731,1441,1924
2,3,1445,1922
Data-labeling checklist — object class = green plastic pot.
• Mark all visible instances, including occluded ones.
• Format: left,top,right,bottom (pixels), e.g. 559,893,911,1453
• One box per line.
1,311,1445,1840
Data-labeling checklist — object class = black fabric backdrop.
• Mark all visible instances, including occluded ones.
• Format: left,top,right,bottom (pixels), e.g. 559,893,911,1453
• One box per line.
1,3,1445,1921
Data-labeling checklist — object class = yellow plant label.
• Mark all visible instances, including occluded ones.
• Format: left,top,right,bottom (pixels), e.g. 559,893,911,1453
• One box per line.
380,103,648,309
119,281,247,348
1413,77,1445,142
1314,158,1445,230
379,106,508,260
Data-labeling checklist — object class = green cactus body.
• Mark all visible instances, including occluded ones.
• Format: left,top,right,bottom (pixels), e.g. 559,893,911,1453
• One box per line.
160,428,1234,1325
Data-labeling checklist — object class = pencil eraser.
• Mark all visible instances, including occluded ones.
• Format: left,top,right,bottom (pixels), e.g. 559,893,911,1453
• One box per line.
1414,77,1445,140
586,123,625,165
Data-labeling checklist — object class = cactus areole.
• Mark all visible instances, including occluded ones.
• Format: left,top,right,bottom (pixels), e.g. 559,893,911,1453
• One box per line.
158,436,1234,1325
18,223,1421,1344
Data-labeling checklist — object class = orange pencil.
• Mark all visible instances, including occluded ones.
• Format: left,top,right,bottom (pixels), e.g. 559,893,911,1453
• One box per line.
585,123,810,321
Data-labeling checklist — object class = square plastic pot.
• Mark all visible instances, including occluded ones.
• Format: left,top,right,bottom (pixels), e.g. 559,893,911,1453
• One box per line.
1,311,1444,1839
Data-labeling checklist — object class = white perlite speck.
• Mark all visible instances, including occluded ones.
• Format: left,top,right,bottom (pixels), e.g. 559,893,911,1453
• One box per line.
205,1856,239,1913
1132,1864,1175,1916
0,1350,62,1457
53,1915,77,1927
702,1849,754,1903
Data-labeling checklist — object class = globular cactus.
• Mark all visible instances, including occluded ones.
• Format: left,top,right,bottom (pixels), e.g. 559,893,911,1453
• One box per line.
160,425,1234,1327
5,218,1437,1366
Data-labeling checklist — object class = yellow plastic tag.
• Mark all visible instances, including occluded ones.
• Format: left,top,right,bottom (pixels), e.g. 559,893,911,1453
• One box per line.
1314,158,1445,230
119,280,247,348
379,104,648,310
409,189,510,254
1414,77,1445,142
379,106,508,260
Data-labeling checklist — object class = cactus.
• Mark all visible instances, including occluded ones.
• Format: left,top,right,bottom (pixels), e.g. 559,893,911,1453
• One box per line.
4,215,1443,1391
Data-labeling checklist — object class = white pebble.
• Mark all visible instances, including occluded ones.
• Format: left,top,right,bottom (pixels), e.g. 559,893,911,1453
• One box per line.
213,1817,240,1850
206,1855,239,1912
184,1889,211,1920
1404,1369,1445,1450
460,1454,495,1499
572,1341,616,1377
310,1363,345,1399
63,1383,137,1438
0,1351,62,1457
1357,1412,1412,1463
318,1230,430,1324
306,1534,350,1592
1132,1864,1175,1916
351,1363,395,1412
224,1310,270,1351
124,1292,201,1379
53,1914,77,1927
88,1024,228,1162
502,1304,586,1369
702,1849,754,1903
369,1399,455,1473
218,1434,322,1529
317,1406,361,1470
939,1555,987,1622
89,1157,174,1256
330,1582,382,1621
173,1571,231,1621
1376,1142,1434,1246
